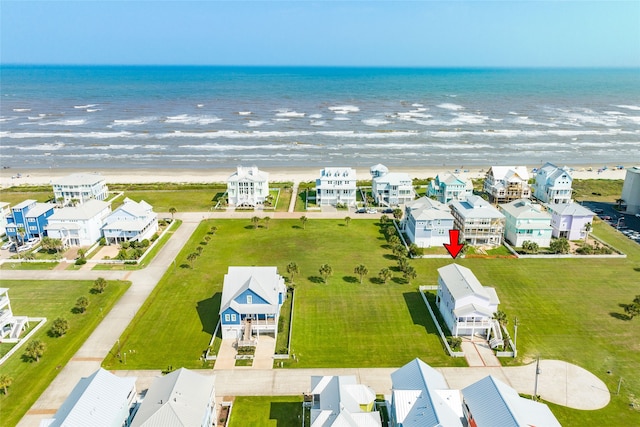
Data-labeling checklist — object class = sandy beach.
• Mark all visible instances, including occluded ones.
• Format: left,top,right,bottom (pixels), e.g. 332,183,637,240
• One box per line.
0,164,630,188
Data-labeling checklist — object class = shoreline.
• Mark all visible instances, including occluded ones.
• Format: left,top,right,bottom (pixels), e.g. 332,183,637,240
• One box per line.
0,164,630,188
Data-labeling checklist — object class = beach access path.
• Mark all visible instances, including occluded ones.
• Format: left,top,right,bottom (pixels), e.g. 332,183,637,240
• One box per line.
7,211,610,426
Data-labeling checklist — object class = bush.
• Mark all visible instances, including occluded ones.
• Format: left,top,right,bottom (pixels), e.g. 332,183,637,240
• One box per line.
99,237,106,246
447,336,462,351
74,258,87,266
151,234,159,242
121,241,130,250
50,317,69,337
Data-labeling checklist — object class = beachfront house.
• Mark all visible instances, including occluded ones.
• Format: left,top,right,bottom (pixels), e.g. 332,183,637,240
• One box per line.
500,199,553,247
315,167,357,206
5,199,55,243
389,358,463,427
0,288,29,342
483,166,531,204
436,264,500,338
546,202,595,240
449,195,505,247
533,162,573,204
52,173,109,206
310,375,381,427
621,166,640,215
130,368,216,427
370,164,414,206
42,368,137,427
402,197,454,248
226,166,270,207
101,198,158,245
462,376,561,427
0,202,10,236
427,173,473,204
219,266,287,341
45,200,112,247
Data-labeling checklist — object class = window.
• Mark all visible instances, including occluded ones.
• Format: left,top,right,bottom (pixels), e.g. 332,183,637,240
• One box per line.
247,295,252,304
231,314,237,321
224,314,230,322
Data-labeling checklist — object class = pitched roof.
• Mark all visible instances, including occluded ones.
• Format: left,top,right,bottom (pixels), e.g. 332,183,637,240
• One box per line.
488,166,529,182
405,197,454,221
450,196,505,220
537,162,573,182
53,173,106,186
48,200,110,221
499,199,551,221
219,267,284,315
12,199,37,210
373,172,412,186
131,368,215,427
310,375,380,427
228,166,269,182
319,167,356,179
462,376,561,427
47,368,136,427
438,264,499,305
546,202,594,217
390,358,463,427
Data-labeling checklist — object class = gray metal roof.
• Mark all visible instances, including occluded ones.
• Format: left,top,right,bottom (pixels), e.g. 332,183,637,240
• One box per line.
438,264,497,304
130,368,215,427
546,202,594,217
450,196,505,220
219,267,285,315
53,173,106,186
228,166,269,182
310,375,380,427
406,197,454,221
48,200,110,221
499,199,551,221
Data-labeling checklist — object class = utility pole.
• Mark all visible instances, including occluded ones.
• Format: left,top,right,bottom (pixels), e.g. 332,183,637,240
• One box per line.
513,316,519,349
533,356,541,401
617,377,623,395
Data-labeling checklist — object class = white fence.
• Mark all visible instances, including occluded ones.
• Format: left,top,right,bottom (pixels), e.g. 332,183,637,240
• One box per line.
417,286,465,358
0,317,47,366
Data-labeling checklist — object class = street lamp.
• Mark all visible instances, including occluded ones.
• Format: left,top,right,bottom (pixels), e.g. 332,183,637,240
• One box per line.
533,356,541,401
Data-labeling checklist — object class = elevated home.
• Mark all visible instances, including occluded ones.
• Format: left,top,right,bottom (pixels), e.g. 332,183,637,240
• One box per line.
547,202,595,240
43,368,137,427
533,162,573,204
315,167,357,206
219,267,287,341
310,375,381,427
436,264,500,339
462,376,561,427
45,200,111,247
370,164,414,206
0,288,28,342
101,198,158,245
131,368,216,427
450,195,505,247
390,358,463,427
52,173,108,206
0,202,10,236
483,166,531,204
5,199,55,243
622,166,640,215
500,199,553,247
403,197,454,248
427,173,473,204
226,166,270,207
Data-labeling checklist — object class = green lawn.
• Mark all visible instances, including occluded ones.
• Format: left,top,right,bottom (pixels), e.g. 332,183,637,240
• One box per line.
0,262,58,270
0,279,130,427
229,396,303,427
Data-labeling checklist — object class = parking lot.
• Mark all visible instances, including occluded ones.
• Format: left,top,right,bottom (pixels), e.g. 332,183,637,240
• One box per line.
582,201,640,245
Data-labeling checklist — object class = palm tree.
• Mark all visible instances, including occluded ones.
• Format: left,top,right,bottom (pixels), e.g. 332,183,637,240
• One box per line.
388,235,400,247
251,216,260,229
286,262,300,284
402,265,417,284
0,374,13,395
187,252,198,268
75,296,89,314
92,277,107,294
354,264,368,284
263,216,271,229
397,257,409,273
76,248,87,259
196,246,203,255
392,208,403,221
584,222,592,243
319,264,332,284
378,267,392,284
550,237,570,254
344,216,351,227
300,216,308,230
203,235,212,244
17,227,26,246
168,207,177,219
210,226,218,235
392,244,407,259
493,310,508,327
24,339,46,362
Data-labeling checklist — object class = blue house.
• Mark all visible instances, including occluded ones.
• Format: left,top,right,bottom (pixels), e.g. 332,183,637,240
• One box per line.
5,200,55,243
219,266,286,341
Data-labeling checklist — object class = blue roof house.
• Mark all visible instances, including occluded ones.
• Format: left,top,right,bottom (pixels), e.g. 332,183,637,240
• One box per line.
219,267,286,341
5,199,55,243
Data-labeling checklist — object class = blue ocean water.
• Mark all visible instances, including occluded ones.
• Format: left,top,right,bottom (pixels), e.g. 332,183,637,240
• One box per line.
1,66,639,169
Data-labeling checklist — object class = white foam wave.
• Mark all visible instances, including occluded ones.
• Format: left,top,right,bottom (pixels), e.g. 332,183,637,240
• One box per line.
86,109,100,113
39,119,86,126
197,104,204,108
87,144,141,150
165,114,222,125
309,114,323,119
238,111,252,115
273,118,290,122
112,117,157,126
329,105,360,114
178,143,294,151
275,110,305,118
246,120,267,127
0,131,136,139
12,108,31,112
437,103,464,111
333,117,350,121
9,142,66,151
411,103,423,107
615,105,640,111
74,104,97,109
362,118,391,127
310,120,326,127
0,117,18,122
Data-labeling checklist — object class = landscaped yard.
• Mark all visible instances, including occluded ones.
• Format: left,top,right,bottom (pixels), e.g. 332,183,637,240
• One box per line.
228,396,303,427
0,279,130,427
102,217,639,426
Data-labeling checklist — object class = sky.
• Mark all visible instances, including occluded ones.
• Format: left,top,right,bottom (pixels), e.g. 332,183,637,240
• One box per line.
1,1,639,67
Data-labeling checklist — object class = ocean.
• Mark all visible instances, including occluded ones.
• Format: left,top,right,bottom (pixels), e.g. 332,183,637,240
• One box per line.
1,66,639,170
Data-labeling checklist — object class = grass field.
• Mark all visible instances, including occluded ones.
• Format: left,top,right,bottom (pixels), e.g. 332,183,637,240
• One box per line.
228,396,303,427
0,279,130,427
103,217,640,425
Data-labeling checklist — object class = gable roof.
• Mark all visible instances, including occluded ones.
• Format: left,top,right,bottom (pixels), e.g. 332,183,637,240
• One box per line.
499,199,551,221
48,200,110,221
310,375,380,427
488,166,529,182
219,267,285,315
228,166,269,182
437,173,467,186
462,376,561,427
438,264,499,305
319,167,356,179
53,173,106,186
48,368,136,427
405,197,454,221
546,202,594,217
450,196,505,220
131,368,215,427
537,162,573,182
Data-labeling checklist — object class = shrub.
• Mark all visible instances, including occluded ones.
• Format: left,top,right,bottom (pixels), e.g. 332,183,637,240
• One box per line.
447,336,462,351
50,317,69,337
74,258,87,266
121,241,130,250
99,237,107,246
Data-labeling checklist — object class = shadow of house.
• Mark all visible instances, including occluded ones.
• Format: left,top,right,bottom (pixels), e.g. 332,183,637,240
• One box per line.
196,292,221,335
402,292,439,336
269,401,303,427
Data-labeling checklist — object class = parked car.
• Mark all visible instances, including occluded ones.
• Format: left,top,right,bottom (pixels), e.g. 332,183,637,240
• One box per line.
382,208,394,214
26,237,40,245
17,244,32,253
600,215,612,221
593,208,604,214
1,241,15,250
355,208,366,214
366,209,378,214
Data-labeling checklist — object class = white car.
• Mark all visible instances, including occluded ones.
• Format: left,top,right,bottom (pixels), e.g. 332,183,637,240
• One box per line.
17,244,32,253
26,237,40,245
1,241,15,250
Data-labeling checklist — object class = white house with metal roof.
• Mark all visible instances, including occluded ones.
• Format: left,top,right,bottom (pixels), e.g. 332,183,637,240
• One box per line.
315,167,357,206
41,368,137,427
226,166,270,207
461,375,561,427
403,197,454,248
449,195,505,247
389,358,463,427
219,267,287,341
45,199,112,247
0,202,10,236
0,288,29,342
310,375,381,427
130,368,216,427
101,198,158,245
533,162,573,204
436,264,500,338
546,202,595,240
483,166,531,204
499,199,553,247
621,166,640,215
52,173,109,206
427,173,473,204
370,164,414,206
